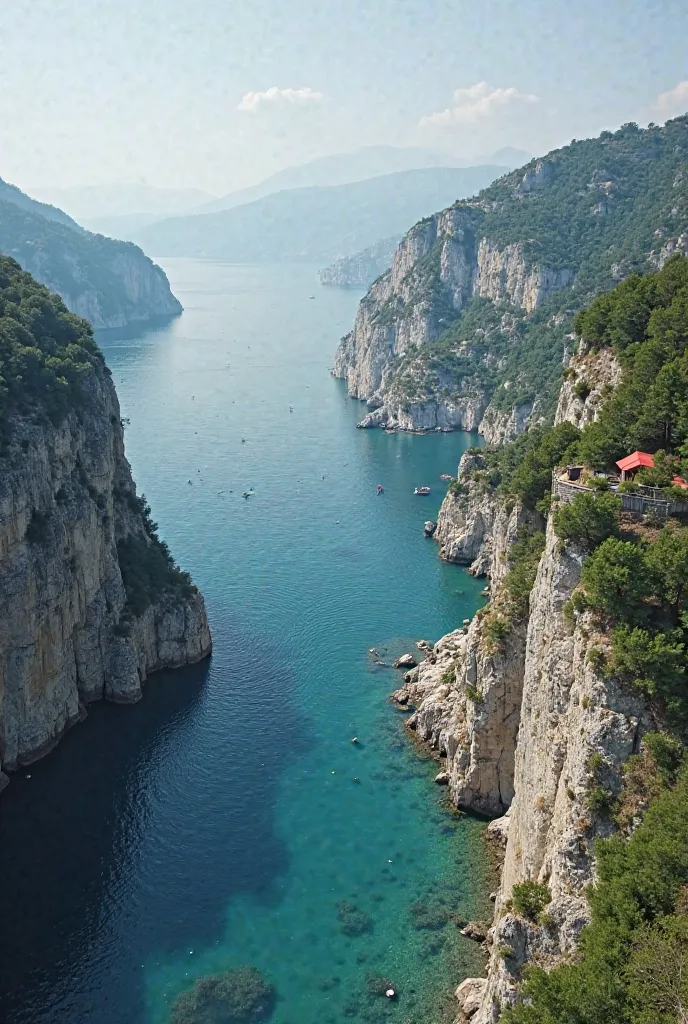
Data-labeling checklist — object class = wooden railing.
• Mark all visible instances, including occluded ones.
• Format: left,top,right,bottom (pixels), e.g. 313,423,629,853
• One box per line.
552,473,684,518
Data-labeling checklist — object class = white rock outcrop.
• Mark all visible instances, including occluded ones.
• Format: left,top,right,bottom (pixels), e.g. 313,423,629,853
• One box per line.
554,344,622,429
333,202,574,435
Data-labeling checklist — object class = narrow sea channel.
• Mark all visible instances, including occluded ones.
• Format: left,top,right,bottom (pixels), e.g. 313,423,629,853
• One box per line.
0,259,490,1024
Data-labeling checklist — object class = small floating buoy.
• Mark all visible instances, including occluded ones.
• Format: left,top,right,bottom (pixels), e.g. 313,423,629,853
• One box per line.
331,770,336,774
385,988,395,999
353,777,360,782
26,774,31,779
351,737,358,744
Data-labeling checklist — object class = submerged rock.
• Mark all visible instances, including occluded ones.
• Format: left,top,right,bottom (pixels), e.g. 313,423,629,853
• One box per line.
409,900,450,930
169,966,275,1024
337,900,374,936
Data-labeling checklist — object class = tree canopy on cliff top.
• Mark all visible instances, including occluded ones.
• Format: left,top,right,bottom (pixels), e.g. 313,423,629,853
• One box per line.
0,256,103,442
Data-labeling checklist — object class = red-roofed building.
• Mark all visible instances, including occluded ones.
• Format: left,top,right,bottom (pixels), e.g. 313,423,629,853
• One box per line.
615,450,688,488
616,451,656,479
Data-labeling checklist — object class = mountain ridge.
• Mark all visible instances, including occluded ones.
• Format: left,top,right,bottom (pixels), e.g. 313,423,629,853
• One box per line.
134,165,509,262
0,177,182,329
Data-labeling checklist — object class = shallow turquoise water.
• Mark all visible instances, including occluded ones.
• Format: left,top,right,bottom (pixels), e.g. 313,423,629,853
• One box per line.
0,260,488,1024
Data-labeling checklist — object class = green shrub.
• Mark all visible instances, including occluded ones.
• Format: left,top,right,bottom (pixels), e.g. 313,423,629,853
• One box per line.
483,615,510,649
503,528,546,616
553,492,620,550
511,881,552,922
573,378,592,402
448,478,467,497
117,534,194,616
610,625,686,721
580,537,651,619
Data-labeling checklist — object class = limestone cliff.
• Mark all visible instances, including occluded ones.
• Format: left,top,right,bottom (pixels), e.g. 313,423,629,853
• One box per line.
468,522,649,1023
319,235,400,289
403,510,650,1021
0,195,182,329
335,119,688,440
0,351,210,788
554,343,622,429
394,453,535,817
333,207,569,436
433,451,532,580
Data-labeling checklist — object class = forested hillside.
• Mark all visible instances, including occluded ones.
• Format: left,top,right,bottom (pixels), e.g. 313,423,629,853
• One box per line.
335,117,688,436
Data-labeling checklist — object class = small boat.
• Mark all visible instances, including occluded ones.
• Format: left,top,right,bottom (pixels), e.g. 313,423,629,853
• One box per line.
440,473,453,480
414,486,431,495
242,490,254,499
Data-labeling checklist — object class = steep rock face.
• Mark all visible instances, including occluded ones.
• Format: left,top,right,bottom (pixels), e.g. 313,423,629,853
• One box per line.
17,241,182,330
333,206,571,433
357,393,487,432
474,239,574,314
394,460,533,817
471,521,649,1022
554,344,622,429
433,452,533,581
399,614,526,817
478,401,537,446
0,367,211,777
0,196,183,330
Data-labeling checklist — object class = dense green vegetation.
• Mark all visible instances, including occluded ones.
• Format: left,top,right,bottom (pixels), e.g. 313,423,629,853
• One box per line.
384,118,688,420
117,494,195,618
503,744,688,1024
471,421,581,510
465,119,688,281
574,255,688,468
0,187,180,327
0,256,103,443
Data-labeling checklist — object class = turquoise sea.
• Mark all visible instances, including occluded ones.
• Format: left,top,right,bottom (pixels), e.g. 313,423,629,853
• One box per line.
0,261,488,1024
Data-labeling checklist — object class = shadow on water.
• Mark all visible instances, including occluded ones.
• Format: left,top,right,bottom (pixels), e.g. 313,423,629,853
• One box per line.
0,628,312,1024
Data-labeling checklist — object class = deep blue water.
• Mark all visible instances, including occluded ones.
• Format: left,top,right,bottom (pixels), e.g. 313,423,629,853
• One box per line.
0,261,488,1024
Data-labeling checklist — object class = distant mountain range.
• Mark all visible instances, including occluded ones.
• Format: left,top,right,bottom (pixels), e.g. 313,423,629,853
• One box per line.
30,184,216,236
0,178,182,329
134,165,509,262
31,146,531,242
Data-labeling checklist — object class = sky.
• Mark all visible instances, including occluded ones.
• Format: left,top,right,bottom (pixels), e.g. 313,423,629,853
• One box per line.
1,0,687,196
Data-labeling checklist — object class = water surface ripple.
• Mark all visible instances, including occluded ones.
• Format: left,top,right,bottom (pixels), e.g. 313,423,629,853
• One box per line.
0,260,488,1024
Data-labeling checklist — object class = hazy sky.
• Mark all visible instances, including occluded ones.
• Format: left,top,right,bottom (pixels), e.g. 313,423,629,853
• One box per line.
1,0,687,195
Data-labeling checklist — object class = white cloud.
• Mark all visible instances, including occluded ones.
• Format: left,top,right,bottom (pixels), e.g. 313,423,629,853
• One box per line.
653,80,688,119
237,86,324,114
419,82,538,130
